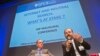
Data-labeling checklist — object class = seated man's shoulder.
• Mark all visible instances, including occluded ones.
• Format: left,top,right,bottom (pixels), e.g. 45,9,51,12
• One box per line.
43,49,48,51
32,49,35,51
31,49,36,53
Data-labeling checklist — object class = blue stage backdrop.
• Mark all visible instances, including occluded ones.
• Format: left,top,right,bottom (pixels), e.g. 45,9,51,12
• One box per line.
0,0,100,56
9,0,91,48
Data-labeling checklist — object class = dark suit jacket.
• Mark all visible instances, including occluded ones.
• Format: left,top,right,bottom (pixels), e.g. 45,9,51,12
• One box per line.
62,34,91,56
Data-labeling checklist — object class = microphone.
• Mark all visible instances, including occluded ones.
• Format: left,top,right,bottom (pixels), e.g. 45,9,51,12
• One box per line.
67,36,73,45
67,36,72,40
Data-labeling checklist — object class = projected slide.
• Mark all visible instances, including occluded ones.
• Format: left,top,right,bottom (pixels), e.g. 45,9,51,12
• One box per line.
10,0,91,48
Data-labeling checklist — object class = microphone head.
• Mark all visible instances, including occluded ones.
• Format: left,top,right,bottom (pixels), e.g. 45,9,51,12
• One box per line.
67,36,72,40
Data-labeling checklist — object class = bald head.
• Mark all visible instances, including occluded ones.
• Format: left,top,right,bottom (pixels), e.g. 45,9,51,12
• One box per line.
36,39,43,43
36,39,44,48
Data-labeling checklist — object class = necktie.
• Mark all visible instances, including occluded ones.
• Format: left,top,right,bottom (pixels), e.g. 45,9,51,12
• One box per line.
72,39,80,56
39,50,41,56
38,49,42,56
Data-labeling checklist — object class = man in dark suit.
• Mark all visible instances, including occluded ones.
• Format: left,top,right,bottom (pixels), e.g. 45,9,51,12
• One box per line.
28,39,54,56
62,28,91,56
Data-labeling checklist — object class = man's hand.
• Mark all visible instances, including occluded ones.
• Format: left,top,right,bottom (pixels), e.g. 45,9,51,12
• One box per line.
66,40,72,48
73,34,83,43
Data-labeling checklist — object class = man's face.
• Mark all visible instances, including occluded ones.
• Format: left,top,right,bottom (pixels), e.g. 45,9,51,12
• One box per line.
36,40,43,49
64,29,73,38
